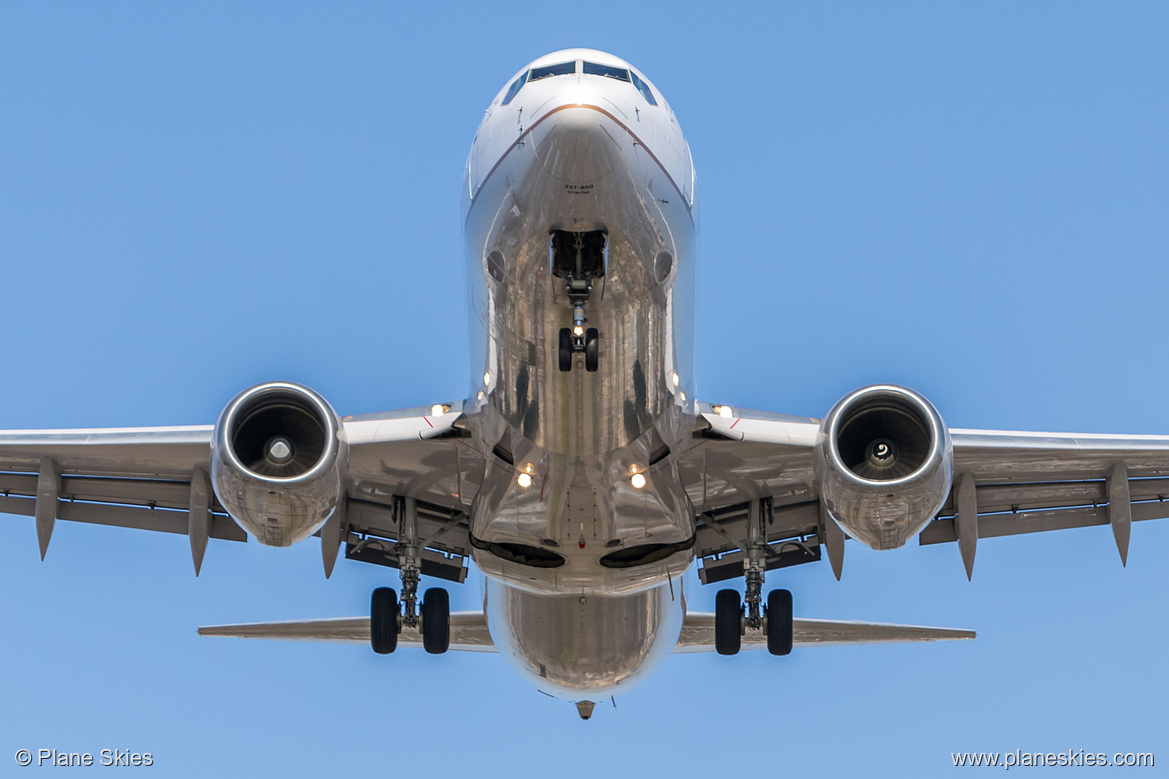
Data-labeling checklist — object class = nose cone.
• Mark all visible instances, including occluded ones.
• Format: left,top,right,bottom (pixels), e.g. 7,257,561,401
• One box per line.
533,105,619,184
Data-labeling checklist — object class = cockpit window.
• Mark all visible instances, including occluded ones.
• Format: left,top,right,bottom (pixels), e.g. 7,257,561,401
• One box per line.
629,71,657,106
528,61,576,81
501,71,527,105
582,61,630,82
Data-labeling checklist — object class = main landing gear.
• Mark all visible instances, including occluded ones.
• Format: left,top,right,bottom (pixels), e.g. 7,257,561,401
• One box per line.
714,587,793,656
714,499,794,656
369,497,450,655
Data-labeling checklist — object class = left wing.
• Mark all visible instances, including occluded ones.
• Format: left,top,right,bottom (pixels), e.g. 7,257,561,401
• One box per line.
683,401,1169,582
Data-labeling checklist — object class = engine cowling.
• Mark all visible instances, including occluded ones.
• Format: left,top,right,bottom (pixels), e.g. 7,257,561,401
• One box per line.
813,385,952,550
211,382,348,547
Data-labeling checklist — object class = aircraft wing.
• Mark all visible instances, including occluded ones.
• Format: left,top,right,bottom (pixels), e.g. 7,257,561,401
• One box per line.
683,402,1169,582
0,403,482,577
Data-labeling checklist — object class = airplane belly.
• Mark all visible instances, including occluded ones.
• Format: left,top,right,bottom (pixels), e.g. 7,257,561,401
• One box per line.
485,578,684,701
463,104,699,596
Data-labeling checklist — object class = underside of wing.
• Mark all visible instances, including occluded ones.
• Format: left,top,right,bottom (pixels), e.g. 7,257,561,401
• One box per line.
681,392,1169,583
920,428,1169,575
0,384,484,579
679,404,826,584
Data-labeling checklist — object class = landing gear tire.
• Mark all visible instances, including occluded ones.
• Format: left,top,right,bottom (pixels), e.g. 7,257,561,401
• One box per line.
371,587,399,655
585,328,599,372
558,328,572,372
715,589,742,656
765,589,793,656
421,587,450,655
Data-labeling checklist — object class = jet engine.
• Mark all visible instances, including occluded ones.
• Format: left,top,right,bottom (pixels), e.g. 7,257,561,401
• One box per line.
813,385,952,550
211,382,348,547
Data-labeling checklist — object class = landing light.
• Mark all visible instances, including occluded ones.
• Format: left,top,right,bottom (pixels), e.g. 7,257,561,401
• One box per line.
631,473,647,489
517,473,533,489
671,372,680,387
573,325,584,337
714,405,734,419
430,403,451,417
483,372,491,386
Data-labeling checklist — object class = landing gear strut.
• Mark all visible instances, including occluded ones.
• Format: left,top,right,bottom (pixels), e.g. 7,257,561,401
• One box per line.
716,499,793,656
368,497,450,655
553,230,604,373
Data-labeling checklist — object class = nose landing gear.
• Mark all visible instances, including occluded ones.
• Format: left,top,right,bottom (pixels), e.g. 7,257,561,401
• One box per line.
552,229,604,373
558,324,599,373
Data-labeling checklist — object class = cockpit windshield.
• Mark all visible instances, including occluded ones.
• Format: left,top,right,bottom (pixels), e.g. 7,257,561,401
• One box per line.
582,61,630,82
529,61,576,81
629,70,657,106
499,59,658,109
501,71,527,105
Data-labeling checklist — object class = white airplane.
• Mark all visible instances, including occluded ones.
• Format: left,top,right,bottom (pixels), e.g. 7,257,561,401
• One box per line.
4,49,1167,720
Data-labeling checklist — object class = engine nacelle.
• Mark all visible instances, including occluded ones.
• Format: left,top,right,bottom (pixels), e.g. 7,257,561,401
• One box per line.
211,382,348,547
813,385,952,550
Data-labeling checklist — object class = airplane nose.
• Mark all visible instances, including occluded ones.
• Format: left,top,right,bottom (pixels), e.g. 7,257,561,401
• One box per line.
532,105,618,183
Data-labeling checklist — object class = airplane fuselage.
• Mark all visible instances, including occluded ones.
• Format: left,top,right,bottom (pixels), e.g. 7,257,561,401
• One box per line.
462,50,697,699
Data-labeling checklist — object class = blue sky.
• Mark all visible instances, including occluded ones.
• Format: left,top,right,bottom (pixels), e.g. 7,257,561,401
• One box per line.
2,2,1167,776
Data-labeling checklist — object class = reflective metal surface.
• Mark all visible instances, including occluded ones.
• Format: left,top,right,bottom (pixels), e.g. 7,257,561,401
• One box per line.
485,578,683,699
211,382,348,547
814,385,952,550
461,50,699,598
9,48,1169,707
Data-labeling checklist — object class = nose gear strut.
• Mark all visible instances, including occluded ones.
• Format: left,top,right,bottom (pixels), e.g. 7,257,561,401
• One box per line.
552,229,605,373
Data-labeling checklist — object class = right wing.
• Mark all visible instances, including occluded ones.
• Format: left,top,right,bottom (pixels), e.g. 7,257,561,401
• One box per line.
0,402,486,577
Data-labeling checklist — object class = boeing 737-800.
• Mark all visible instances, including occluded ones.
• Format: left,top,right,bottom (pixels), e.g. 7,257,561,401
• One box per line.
3,49,1167,719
